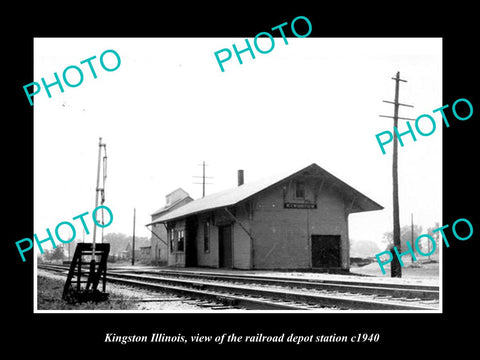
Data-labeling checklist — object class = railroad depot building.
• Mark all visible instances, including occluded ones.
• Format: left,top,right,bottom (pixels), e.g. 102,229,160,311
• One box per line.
148,163,383,270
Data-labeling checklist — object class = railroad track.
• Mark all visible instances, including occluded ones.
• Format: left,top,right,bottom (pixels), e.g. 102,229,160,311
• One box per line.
38,264,440,311
124,268,440,300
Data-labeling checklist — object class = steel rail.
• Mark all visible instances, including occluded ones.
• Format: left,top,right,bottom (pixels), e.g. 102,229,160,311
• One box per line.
107,275,312,310
110,268,439,300
106,272,438,311
39,265,437,311
38,264,309,310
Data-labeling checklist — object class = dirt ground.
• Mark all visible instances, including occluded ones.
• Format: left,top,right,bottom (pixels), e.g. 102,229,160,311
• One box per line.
350,258,439,283
36,269,212,311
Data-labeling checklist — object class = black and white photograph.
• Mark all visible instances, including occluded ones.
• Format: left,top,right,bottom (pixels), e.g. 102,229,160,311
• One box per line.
6,4,478,355
33,36,442,313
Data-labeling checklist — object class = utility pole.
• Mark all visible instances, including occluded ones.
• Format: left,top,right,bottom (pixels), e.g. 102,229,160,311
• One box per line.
380,71,415,278
193,161,213,198
411,213,415,262
201,161,205,197
132,208,136,266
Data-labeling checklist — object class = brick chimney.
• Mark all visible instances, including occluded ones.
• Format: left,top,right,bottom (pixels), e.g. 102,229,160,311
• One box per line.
238,169,244,186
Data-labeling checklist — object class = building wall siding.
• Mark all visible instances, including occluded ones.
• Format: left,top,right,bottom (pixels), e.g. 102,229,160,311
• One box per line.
195,212,219,268
232,205,252,269
157,174,352,270
150,223,168,264
251,181,349,269
194,207,252,269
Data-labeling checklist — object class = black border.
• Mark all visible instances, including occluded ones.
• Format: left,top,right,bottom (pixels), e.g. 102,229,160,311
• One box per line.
6,4,478,355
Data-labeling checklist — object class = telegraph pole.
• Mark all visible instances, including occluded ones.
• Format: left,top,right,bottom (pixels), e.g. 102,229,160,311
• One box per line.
132,208,136,266
193,161,213,198
411,213,415,262
380,71,415,278
201,161,205,197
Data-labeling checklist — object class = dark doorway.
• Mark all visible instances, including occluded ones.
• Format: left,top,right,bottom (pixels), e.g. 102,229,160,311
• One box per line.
311,235,341,268
219,225,233,268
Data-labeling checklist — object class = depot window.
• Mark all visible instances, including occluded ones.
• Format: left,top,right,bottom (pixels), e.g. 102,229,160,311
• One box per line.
177,230,185,252
295,181,305,199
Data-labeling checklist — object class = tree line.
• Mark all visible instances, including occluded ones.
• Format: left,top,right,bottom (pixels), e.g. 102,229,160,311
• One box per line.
37,232,150,262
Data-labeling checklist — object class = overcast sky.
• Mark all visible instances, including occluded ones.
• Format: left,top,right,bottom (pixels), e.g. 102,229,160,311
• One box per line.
33,37,442,251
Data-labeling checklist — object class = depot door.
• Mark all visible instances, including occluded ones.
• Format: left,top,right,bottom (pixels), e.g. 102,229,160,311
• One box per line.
219,225,233,268
311,235,341,268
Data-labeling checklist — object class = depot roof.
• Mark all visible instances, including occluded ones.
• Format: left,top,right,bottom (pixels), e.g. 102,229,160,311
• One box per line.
150,163,383,224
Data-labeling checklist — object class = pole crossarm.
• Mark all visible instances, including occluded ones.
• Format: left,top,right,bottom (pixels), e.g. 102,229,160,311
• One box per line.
392,76,408,82
193,161,214,198
382,100,414,108
379,115,416,121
